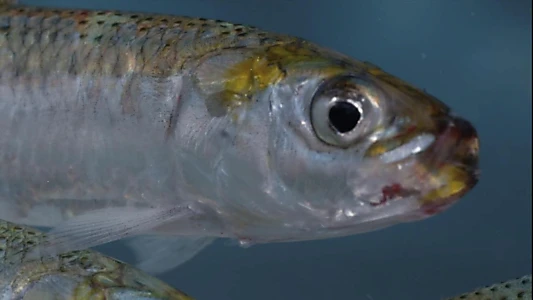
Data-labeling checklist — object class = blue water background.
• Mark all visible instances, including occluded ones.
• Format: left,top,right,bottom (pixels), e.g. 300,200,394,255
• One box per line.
21,0,532,299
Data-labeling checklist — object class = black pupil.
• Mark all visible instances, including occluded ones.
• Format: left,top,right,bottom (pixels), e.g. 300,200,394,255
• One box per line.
328,101,361,133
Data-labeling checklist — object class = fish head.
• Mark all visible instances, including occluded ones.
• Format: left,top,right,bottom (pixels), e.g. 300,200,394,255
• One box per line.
252,41,480,241
190,39,478,242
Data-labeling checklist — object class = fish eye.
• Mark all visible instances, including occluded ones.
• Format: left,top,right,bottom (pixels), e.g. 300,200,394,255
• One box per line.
328,100,362,134
311,75,369,147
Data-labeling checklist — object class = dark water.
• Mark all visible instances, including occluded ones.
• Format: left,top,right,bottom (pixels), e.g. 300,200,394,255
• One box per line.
20,0,532,299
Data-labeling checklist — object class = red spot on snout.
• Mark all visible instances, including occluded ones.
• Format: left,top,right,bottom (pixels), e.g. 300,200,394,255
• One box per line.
373,183,406,206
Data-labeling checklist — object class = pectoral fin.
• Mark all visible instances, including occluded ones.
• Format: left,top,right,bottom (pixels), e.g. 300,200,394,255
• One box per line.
30,205,195,259
126,235,215,275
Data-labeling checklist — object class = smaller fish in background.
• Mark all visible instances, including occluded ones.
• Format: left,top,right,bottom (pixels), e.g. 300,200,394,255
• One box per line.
0,219,194,300
445,275,532,300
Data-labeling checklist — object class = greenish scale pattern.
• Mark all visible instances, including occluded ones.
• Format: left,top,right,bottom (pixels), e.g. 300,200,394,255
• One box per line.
0,219,194,299
0,2,286,78
446,275,532,300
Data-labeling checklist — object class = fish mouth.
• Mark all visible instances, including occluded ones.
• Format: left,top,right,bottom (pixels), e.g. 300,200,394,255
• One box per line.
413,116,480,215
364,115,479,217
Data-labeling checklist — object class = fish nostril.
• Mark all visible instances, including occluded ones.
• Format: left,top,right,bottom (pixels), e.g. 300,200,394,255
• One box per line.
452,117,478,141
435,117,451,134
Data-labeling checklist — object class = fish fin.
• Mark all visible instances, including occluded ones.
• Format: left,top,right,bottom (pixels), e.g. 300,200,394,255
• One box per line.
29,205,195,259
126,235,215,275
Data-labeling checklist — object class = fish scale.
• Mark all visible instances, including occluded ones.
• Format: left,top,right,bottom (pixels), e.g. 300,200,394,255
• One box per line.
0,3,277,78
0,1,306,225
0,219,194,299
445,275,532,300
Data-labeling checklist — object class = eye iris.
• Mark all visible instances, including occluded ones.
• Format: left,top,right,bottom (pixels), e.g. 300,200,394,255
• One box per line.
328,101,361,134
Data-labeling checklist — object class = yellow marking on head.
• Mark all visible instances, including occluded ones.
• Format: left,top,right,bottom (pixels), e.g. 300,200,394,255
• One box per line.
265,43,347,77
365,138,402,157
364,62,449,118
365,129,420,157
420,164,469,205
223,55,283,101
365,64,421,95
220,41,346,110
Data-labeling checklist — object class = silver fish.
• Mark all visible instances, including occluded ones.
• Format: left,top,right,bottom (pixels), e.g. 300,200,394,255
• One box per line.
0,219,194,300
445,275,532,300
0,0,480,274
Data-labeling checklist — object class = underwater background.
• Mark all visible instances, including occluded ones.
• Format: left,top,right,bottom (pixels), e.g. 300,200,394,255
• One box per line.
21,0,532,299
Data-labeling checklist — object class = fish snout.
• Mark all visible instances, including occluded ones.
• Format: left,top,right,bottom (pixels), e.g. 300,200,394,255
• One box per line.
417,115,480,215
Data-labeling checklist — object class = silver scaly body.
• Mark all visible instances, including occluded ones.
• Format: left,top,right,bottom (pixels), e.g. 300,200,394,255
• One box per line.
0,1,480,275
